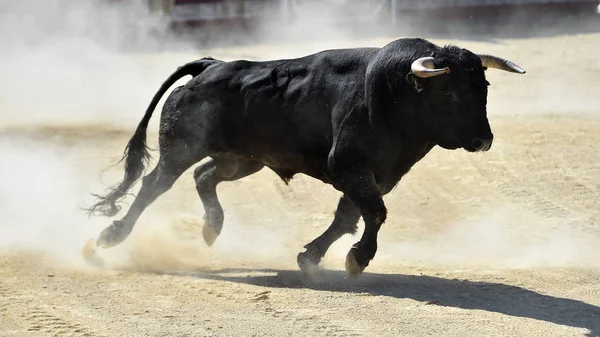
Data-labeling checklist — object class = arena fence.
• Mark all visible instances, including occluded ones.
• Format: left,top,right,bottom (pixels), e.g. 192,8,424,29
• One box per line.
161,0,599,25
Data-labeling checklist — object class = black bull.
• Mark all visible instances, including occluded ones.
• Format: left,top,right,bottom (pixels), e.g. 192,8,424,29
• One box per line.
87,38,525,278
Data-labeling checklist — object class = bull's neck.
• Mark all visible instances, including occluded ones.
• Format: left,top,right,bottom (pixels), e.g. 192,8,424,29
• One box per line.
371,102,435,188
390,95,436,147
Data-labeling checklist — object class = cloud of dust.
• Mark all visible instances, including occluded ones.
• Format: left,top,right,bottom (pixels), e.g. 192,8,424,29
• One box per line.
0,0,196,269
372,207,600,270
114,211,300,274
255,0,390,44
0,136,104,268
0,0,199,129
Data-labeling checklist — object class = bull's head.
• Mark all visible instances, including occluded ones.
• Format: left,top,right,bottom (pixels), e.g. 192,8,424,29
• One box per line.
407,48,525,152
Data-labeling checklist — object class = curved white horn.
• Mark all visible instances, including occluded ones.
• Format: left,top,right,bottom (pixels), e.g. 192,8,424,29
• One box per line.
411,57,450,78
478,54,526,74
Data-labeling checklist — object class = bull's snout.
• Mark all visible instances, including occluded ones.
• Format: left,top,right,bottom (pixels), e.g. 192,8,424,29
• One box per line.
471,136,493,152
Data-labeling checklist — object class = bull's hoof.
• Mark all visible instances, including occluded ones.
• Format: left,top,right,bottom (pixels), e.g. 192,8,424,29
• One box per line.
297,251,321,279
345,249,366,279
96,221,131,248
202,223,219,247
81,239,105,268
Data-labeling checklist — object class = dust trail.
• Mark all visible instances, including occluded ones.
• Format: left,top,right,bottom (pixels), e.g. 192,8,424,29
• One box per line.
111,211,298,274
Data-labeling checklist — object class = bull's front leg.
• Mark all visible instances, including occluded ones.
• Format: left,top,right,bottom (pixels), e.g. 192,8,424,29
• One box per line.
331,168,387,279
297,195,362,277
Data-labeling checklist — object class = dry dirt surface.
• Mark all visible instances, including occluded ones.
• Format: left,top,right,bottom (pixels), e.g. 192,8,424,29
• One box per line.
1,32,600,336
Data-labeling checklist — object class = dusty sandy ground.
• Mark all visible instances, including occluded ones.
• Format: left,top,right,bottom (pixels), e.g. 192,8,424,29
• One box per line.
1,29,600,336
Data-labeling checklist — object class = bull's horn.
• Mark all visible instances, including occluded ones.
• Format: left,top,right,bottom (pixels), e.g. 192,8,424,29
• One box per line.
478,54,526,74
411,57,451,78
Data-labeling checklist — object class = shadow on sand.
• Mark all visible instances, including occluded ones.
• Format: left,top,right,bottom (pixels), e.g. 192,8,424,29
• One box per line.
167,268,600,336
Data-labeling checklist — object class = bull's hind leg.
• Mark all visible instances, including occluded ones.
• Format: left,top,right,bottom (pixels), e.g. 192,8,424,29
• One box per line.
96,153,202,248
297,195,361,275
194,157,264,246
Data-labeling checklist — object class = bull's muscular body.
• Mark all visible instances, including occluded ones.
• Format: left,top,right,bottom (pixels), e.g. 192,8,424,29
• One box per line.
186,48,378,185
89,38,524,278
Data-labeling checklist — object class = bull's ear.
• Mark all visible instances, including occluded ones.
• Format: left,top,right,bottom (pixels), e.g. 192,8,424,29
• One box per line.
406,72,424,93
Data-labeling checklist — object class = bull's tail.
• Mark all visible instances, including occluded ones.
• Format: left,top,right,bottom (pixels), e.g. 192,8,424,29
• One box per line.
86,57,220,217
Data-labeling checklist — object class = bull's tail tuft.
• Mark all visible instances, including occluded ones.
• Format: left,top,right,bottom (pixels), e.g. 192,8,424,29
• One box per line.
86,126,152,217
86,57,221,217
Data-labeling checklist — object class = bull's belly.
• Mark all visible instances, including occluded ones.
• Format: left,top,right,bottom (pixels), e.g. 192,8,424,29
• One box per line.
224,142,332,184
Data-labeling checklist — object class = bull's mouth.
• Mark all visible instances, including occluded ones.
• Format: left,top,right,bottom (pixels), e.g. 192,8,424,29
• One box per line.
464,137,493,152
464,146,482,153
